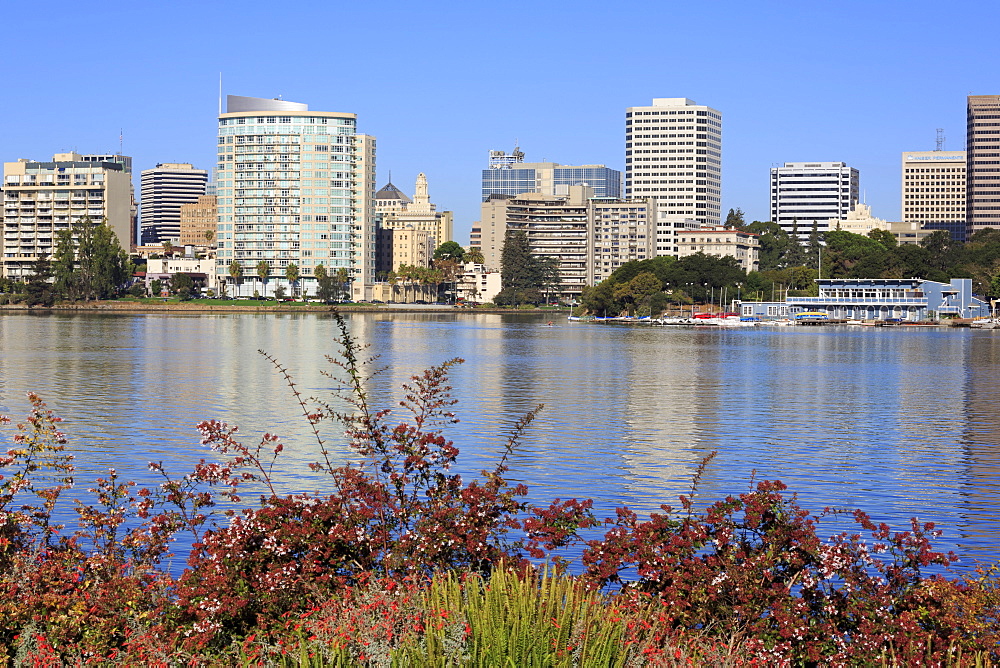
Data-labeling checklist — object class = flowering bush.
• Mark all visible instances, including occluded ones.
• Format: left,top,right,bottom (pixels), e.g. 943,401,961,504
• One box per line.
0,313,996,664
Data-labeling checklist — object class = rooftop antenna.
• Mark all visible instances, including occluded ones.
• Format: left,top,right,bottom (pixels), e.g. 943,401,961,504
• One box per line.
936,128,945,151
118,129,123,156
218,72,223,115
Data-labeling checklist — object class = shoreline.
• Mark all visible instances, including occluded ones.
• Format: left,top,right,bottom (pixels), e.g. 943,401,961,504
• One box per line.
0,301,559,316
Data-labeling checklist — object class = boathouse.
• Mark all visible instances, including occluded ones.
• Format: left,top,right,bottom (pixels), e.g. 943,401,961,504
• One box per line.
737,278,989,321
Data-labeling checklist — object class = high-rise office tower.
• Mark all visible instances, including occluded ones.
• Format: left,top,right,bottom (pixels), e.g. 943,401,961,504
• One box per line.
2,152,132,279
901,150,966,241
481,147,621,200
770,162,859,240
215,95,376,298
140,163,208,245
966,95,1000,235
624,98,722,227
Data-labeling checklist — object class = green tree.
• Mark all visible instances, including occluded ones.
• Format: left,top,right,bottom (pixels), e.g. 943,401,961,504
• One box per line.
433,241,465,262
204,229,215,246
285,263,300,299
725,208,746,230
746,221,795,271
317,275,338,303
162,240,174,257
170,273,195,301
612,272,662,315
229,260,243,297
23,256,54,307
334,268,351,301
72,216,130,301
463,247,485,265
150,279,163,297
495,231,559,306
51,228,78,300
274,284,287,300
256,260,270,297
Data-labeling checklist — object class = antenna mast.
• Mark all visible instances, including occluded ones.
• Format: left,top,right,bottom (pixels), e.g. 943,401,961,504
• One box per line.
936,128,945,151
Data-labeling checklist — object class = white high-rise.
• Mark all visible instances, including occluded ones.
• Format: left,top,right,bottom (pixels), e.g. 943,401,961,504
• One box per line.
625,98,722,227
215,95,376,298
770,162,859,239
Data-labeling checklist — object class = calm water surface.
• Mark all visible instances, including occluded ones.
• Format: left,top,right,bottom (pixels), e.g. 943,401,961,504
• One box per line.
1,312,999,571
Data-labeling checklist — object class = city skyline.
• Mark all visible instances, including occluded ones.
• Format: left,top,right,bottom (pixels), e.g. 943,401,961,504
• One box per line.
1,0,995,247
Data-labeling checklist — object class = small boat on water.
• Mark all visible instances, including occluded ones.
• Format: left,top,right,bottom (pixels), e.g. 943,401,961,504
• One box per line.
794,311,830,324
971,318,1000,329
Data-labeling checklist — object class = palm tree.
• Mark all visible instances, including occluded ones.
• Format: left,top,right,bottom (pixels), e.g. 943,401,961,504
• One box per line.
162,240,174,258
256,260,270,298
285,263,300,299
333,268,350,301
229,260,243,297
464,247,485,265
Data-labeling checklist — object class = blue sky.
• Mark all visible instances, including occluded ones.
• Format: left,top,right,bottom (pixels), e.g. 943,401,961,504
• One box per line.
1,0,994,245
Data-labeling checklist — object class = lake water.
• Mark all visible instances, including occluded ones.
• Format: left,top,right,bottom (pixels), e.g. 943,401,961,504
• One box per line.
1,311,999,572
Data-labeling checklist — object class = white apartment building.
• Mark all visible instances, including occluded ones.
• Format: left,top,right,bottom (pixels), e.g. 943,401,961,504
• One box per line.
215,95,376,299
139,163,208,245
901,150,966,241
625,98,722,228
2,152,132,279
675,227,760,272
770,162,859,240
456,263,500,303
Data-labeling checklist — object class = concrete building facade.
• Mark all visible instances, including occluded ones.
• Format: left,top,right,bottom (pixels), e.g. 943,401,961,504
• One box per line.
486,188,591,302
215,95,376,299
589,198,655,284
2,152,132,279
139,163,208,245
966,95,1000,236
901,150,966,241
625,98,722,228
770,161,859,240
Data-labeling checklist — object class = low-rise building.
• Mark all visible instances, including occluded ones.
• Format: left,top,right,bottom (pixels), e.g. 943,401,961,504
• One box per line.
144,256,217,295
675,227,759,271
456,262,501,303
738,278,988,321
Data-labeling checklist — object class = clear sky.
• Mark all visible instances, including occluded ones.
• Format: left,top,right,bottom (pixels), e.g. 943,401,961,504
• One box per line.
2,0,995,246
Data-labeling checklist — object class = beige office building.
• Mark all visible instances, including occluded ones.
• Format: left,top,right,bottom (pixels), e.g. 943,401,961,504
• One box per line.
2,152,132,279
389,226,433,272
675,227,759,272
377,173,453,248
179,195,219,247
901,150,966,240
215,95,376,299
